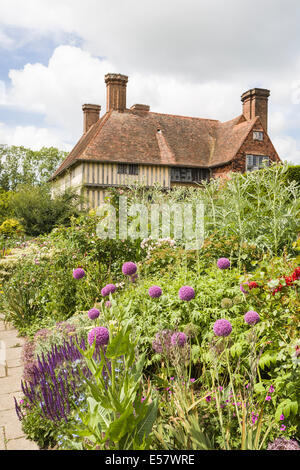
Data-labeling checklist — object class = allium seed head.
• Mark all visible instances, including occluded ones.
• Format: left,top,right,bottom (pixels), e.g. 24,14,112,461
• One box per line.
148,285,162,298
88,327,109,347
213,319,232,337
178,286,195,301
217,258,231,269
244,311,260,325
122,262,137,276
73,268,85,279
88,308,100,320
101,284,116,297
171,332,187,347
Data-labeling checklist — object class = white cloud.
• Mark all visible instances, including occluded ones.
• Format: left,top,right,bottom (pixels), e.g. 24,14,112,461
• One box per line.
0,122,72,151
273,136,300,165
0,2,300,162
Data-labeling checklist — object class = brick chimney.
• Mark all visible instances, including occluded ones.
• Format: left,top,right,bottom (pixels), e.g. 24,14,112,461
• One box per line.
82,104,101,133
105,73,128,112
241,88,270,132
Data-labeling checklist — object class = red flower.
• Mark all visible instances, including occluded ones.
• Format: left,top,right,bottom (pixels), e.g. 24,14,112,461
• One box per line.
284,276,293,286
272,284,283,295
249,281,259,289
292,267,300,281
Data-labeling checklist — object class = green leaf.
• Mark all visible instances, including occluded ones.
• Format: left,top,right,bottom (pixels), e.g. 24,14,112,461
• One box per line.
106,331,131,359
136,399,158,444
106,408,134,442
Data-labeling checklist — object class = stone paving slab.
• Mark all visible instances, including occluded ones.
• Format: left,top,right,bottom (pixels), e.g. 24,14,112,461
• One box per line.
0,409,24,440
6,365,23,378
0,321,39,450
6,346,23,362
0,375,23,395
6,437,39,450
0,392,22,412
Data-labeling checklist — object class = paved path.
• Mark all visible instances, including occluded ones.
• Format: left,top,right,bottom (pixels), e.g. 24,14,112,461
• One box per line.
0,319,39,450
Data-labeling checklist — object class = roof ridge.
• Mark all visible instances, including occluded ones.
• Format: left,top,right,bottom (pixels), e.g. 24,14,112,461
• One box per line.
148,110,220,122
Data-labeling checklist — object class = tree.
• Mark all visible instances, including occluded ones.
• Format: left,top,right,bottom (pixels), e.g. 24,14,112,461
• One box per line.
0,145,67,190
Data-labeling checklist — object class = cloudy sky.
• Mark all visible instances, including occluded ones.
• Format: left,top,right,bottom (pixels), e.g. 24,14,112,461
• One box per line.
0,0,300,163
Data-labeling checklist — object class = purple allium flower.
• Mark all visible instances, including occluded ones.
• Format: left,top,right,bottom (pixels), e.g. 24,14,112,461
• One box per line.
73,268,85,279
148,285,162,298
178,286,195,301
240,283,249,294
267,438,300,450
105,301,112,308
244,310,260,325
171,332,187,347
88,308,100,320
122,262,137,276
217,258,231,269
213,319,232,337
101,284,116,297
88,327,109,347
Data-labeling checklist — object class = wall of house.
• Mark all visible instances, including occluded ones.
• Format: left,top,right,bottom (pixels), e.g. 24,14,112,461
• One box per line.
81,161,171,208
51,164,84,198
212,123,280,177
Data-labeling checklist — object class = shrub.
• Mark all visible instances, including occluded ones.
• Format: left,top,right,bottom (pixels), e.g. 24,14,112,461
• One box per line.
0,218,24,238
11,185,83,236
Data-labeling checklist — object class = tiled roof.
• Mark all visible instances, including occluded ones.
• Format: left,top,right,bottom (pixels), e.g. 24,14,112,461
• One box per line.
51,109,259,179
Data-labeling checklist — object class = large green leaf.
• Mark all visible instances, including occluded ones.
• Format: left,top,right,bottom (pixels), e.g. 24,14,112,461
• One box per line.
136,399,158,444
106,331,131,359
106,408,135,442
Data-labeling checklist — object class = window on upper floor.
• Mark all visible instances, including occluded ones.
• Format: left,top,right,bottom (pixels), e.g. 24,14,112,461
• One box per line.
170,167,210,182
246,155,269,172
117,163,139,175
253,131,264,141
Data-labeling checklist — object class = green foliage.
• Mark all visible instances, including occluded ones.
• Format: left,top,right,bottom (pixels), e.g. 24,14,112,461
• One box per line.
0,218,24,238
1,165,299,449
0,189,15,224
63,307,158,450
285,165,300,185
0,145,67,190
10,184,83,236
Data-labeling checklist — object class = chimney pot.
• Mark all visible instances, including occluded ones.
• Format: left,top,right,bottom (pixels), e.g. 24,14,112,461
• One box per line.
241,88,270,132
130,104,150,112
105,73,128,112
82,104,101,133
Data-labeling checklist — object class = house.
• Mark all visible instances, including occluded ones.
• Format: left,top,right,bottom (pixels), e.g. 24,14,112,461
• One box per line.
50,73,281,207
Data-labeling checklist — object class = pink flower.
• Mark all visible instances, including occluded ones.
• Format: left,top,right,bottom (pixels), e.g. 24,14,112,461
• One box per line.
141,397,146,403
269,385,275,393
280,425,286,431
280,414,285,421
190,378,196,383
265,395,272,401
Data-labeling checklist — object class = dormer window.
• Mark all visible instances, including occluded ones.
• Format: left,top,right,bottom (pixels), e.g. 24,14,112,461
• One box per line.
253,131,263,141
246,155,269,172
